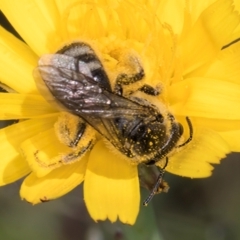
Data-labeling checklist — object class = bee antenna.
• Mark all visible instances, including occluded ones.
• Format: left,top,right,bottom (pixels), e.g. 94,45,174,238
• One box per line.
143,158,168,206
177,117,193,148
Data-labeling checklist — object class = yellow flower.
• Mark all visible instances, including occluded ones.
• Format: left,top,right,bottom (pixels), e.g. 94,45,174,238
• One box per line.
0,0,240,225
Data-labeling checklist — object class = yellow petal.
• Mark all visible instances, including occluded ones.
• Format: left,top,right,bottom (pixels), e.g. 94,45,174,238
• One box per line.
187,1,218,22
156,0,185,34
187,117,240,132
225,0,240,44
219,130,240,152
0,116,57,185
0,93,57,119
56,0,119,41
181,0,240,76
187,117,240,151
204,41,240,84
84,140,140,225
165,128,230,178
170,78,240,119
20,155,88,204
159,1,218,34
21,128,76,177
54,0,88,40
1,0,63,55
0,26,38,93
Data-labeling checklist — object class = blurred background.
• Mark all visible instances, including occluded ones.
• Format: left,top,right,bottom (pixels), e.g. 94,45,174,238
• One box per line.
1,11,240,240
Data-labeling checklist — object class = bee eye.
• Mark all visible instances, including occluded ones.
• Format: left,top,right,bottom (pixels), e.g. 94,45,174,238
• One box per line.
138,125,146,133
156,114,164,122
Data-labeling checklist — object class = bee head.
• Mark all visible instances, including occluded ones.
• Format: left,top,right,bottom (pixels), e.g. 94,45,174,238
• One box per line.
129,113,183,164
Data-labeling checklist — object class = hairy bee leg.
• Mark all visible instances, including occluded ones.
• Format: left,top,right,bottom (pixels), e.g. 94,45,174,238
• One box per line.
55,113,89,148
34,139,93,169
51,112,96,165
114,69,144,95
55,115,96,164
115,53,145,85
114,72,160,96
70,123,86,147
114,54,145,95
115,68,145,85
138,84,160,96
61,140,93,164
114,59,160,96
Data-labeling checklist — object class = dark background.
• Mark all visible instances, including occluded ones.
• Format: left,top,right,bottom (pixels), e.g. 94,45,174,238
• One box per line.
0,10,240,240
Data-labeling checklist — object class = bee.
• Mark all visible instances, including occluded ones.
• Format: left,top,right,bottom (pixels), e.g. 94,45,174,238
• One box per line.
34,42,193,205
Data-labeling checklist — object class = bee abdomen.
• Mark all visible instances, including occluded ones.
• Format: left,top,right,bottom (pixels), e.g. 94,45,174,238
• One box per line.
58,42,111,90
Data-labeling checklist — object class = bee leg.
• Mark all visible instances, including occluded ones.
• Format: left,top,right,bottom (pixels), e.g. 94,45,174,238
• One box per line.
115,68,145,85
143,165,169,206
61,139,94,164
114,68,145,95
54,112,96,164
55,113,88,148
138,84,160,96
34,138,94,169
143,157,169,206
113,53,145,95
114,83,123,96
113,56,160,96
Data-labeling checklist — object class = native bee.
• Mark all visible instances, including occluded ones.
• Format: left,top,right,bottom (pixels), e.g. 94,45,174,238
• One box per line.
34,42,193,205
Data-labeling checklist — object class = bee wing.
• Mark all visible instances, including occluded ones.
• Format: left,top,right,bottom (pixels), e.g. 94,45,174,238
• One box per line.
34,63,148,119
34,57,150,147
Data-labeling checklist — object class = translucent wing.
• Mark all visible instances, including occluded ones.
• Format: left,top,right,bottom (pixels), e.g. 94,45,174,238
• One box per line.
34,65,148,118
34,54,153,151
